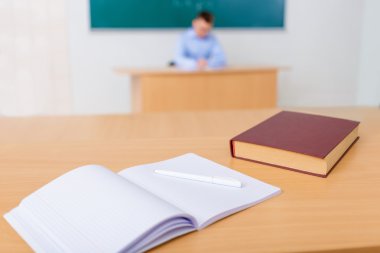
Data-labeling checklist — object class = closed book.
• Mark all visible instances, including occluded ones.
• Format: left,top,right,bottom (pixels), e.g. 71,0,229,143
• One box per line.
230,111,360,177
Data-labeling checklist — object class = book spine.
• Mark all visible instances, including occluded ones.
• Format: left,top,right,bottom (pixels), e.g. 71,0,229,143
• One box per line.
229,139,236,157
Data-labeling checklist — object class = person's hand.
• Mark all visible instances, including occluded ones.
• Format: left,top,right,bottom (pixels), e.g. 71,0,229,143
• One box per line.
197,59,208,69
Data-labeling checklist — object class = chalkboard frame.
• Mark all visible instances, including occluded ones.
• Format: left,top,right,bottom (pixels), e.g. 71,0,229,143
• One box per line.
90,0,286,29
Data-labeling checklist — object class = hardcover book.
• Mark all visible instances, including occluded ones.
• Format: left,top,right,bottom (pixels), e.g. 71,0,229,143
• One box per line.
4,153,280,252
230,111,360,177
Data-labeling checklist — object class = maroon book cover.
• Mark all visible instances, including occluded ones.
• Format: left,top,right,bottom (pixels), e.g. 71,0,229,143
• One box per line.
230,111,360,177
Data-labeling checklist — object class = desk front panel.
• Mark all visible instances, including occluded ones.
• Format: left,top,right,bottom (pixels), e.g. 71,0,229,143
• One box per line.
131,70,277,112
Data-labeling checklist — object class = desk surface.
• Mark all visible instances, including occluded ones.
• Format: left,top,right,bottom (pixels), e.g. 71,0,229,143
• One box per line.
115,66,282,77
1,107,380,253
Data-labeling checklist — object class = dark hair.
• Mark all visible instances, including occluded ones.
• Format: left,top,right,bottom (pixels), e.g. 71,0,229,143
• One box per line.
197,11,214,24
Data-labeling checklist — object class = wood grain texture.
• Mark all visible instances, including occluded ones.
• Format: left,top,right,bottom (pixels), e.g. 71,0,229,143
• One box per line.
117,67,278,112
0,107,380,253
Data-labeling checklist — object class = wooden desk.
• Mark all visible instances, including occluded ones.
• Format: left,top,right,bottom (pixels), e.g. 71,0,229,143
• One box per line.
1,107,380,252
115,67,279,112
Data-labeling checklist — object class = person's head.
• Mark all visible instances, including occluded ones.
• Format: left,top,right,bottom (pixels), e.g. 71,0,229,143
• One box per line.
192,11,214,38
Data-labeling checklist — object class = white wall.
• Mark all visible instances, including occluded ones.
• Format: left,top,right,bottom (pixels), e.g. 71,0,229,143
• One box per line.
0,0,374,115
0,0,71,116
219,0,363,107
67,0,364,114
67,0,179,114
357,0,380,106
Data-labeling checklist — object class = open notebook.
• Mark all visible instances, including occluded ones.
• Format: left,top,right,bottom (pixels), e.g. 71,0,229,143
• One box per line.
4,153,281,253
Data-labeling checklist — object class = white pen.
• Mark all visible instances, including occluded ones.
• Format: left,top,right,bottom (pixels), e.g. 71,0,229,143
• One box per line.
154,169,242,188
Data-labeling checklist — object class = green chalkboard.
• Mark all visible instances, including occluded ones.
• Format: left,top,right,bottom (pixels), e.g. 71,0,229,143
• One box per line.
90,0,285,29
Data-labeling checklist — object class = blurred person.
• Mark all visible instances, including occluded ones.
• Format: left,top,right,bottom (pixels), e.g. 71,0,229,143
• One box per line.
174,11,226,70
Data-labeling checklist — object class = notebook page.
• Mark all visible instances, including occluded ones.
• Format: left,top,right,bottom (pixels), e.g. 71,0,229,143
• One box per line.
119,153,281,229
128,218,195,252
5,165,193,252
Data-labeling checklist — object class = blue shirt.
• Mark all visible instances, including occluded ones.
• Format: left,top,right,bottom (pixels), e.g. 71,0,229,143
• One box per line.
175,29,226,70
